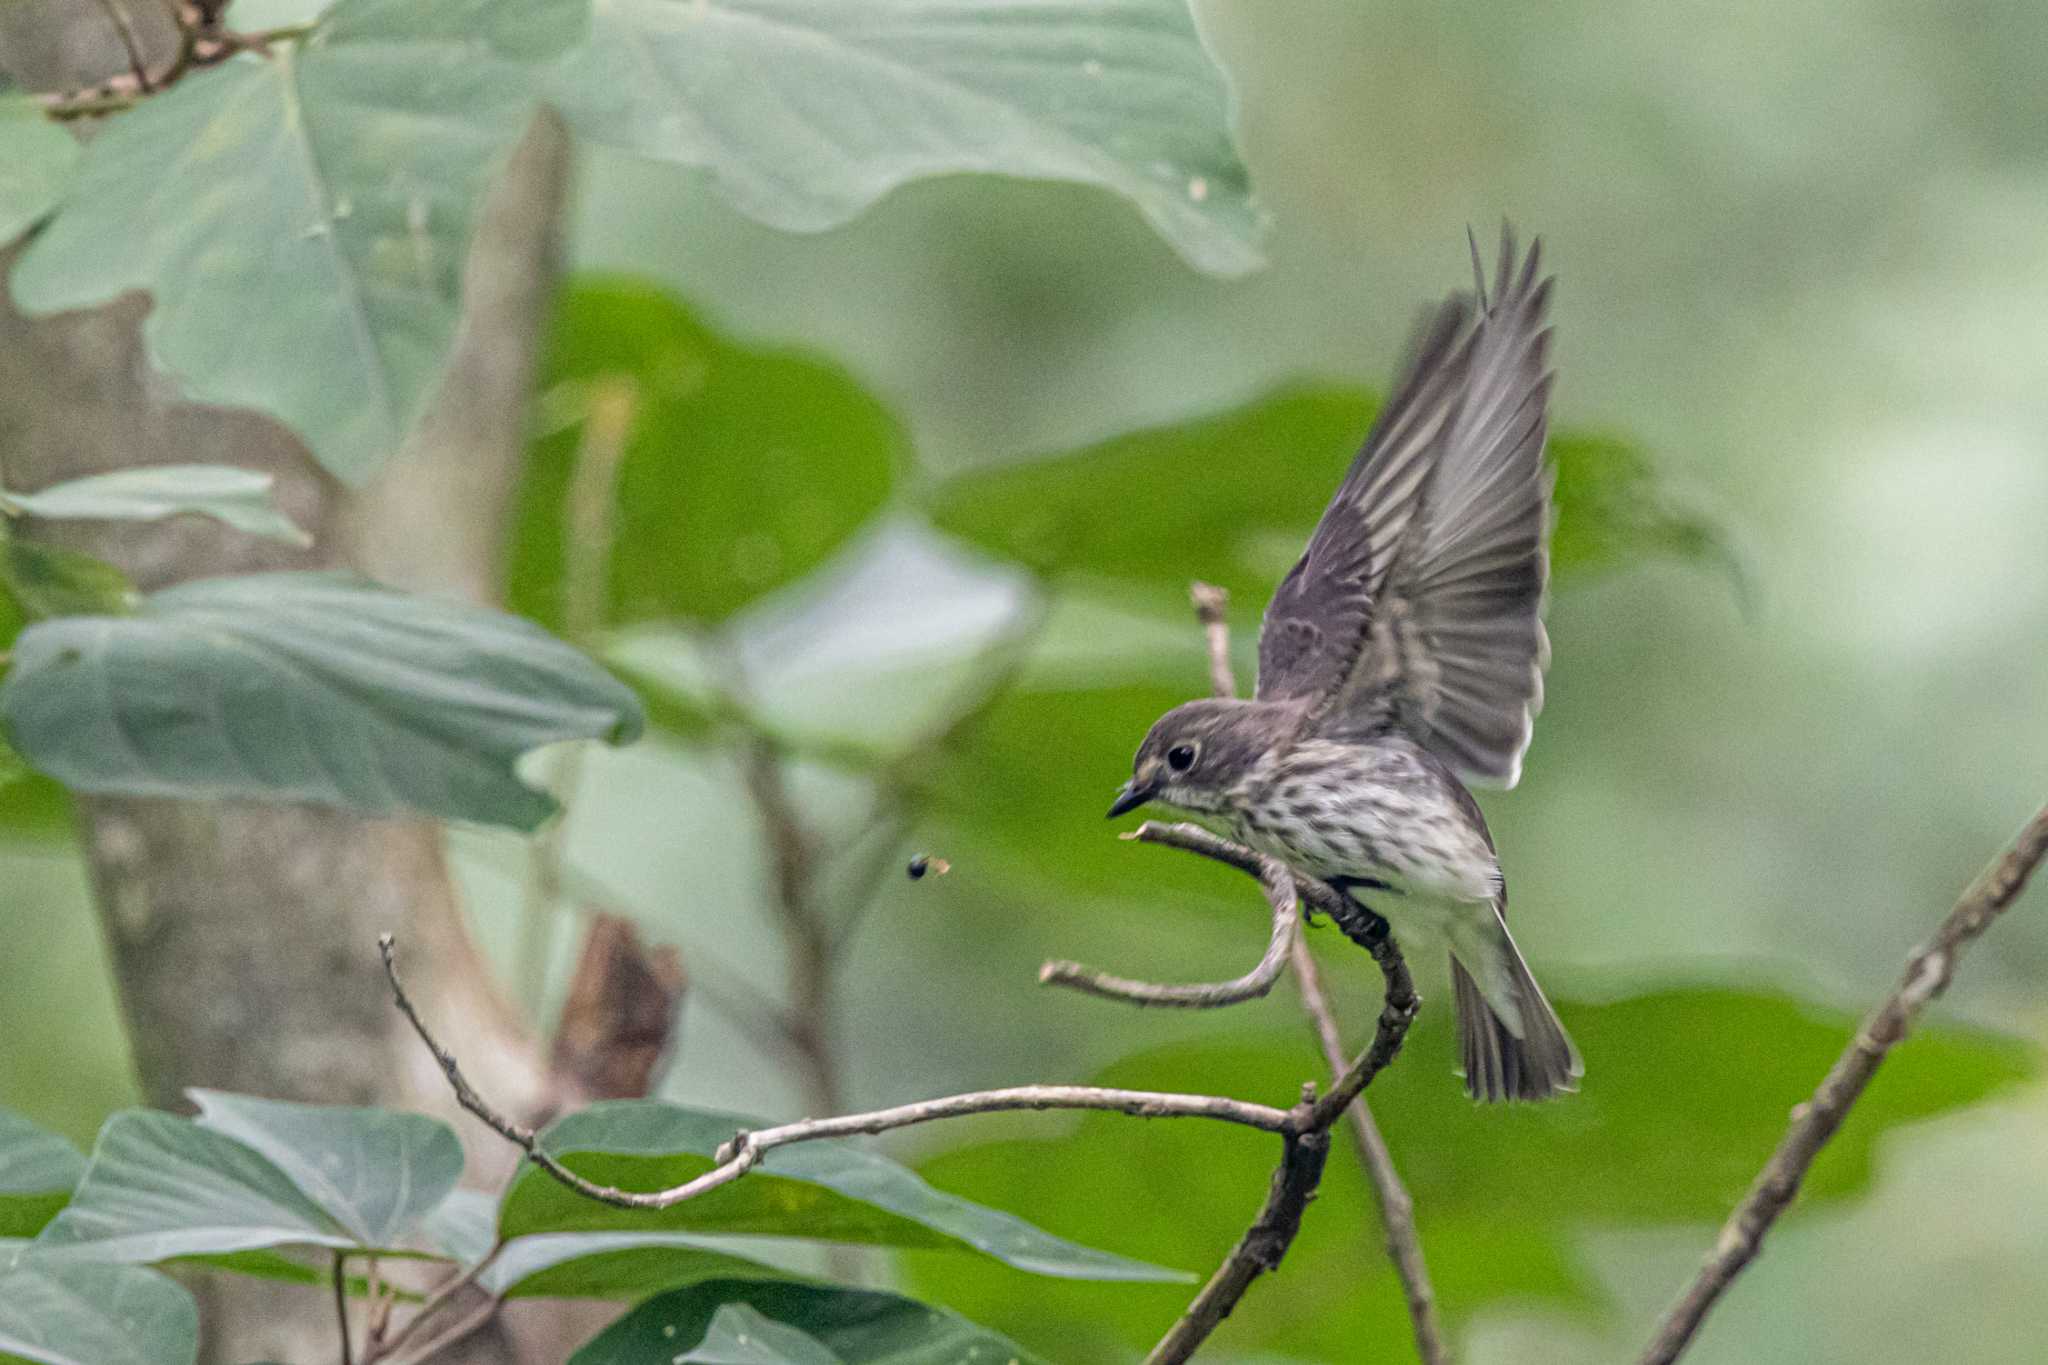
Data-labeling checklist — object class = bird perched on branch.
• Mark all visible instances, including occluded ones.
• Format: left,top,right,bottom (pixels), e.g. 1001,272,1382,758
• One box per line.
1109,229,1580,1102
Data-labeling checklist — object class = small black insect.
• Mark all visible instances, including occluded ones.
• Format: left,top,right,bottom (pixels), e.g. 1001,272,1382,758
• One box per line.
906,854,951,881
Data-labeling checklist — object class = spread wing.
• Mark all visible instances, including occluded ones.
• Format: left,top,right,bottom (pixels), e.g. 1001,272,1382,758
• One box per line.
1255,230,1554,787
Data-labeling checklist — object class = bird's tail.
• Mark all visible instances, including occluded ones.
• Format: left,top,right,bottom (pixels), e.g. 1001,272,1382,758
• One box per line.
1449,908,1581,1103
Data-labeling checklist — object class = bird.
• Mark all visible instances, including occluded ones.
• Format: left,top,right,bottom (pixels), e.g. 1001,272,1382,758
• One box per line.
1107,228,1580,1102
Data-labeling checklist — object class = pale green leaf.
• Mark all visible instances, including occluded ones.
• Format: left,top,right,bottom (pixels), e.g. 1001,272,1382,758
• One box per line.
8,0,587,483
0,99,79,246
2,466,309,547
0,1111,84,1239
33,1112,355,1263
0,572,644,831
0,1254,196,1365
189,1092,462,1249
548,0,1263,276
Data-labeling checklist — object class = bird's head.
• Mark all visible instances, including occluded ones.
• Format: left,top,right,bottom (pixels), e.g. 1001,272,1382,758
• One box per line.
1108,698,1288,820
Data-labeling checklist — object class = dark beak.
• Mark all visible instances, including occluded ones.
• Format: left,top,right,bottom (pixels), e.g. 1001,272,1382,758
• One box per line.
1107,780,1157,820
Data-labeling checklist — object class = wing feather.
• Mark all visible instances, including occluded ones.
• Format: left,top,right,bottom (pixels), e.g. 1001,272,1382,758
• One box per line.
1255,229,1556,787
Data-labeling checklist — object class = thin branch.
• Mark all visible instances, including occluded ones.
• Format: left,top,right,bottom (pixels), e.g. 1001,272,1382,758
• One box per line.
1190,581,1237,699
1182,579,1446,1362
332,1252,353,1365
1638,801,2048,1365
1041,852,1299,1007
1293,937,1447,1364
384,932,1294,1209
1146,1120,1332,1365
91,0,152,91
359,1241,505,1365
739,734,843,1115
384,1297,502,1365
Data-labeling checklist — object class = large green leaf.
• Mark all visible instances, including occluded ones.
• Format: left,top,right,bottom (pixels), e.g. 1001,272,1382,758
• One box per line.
925,383,1734,611
34,1112,354,1263
0,572,644,831
0,100,79,246
906,987,2036,1361
548,0,1262,277
569,1280,1046,1365
682,1305,842,1365
0,1111,83,1240
188,1092,462,1249
7,0,586,483
2,467,309,547
498,1100,1183,1282
0,1253,196,1365
483,1231,795,1300
35,1099,468,1265
509,279,902,629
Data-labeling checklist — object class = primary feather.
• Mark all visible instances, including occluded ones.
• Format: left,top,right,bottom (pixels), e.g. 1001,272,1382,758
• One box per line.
1256,230,1554,788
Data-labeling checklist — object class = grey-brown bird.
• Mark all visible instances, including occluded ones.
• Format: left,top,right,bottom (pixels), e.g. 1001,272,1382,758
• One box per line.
1108,229,1580,1101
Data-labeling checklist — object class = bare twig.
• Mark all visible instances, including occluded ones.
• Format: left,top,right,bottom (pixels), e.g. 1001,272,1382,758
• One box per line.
1293,937,1447,1364
1146,1118,1332,1365
1041,852,1299,1007
359,1242,505,1365
385,932,1294,1209
1638,802,2048,1365
384,1297,502,1365
91,0,152,90
1183,580,1446,1363
35,6,315,119
332,1252,353,1365
739,735,844,1116
1190,581,1237,699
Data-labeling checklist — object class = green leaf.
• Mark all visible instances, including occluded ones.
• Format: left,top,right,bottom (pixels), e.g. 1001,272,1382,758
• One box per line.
547,0,1263,277
0,1254,197,1365
924,383,1735,610
35,1099,469,1266
8,0,588,483
483,1231,795,1300
2,467,309,547
509,280,903,628
34,1111,357,1263
906,987,2036,1360
569,1280,1046,1365
0,100,80,246
683,1305,843,1365
0,533,139,620
0,1111,84,1239
498,1100,1184,1283
0,572,645,831
188,1092,463,1249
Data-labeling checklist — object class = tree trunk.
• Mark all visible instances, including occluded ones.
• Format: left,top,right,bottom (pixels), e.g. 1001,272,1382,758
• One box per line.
0,13,611,1360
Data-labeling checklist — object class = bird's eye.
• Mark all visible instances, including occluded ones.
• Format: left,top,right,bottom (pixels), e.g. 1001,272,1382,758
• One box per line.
1166,744,1197,773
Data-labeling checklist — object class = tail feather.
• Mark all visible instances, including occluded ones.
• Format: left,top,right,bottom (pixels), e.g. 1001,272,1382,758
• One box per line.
1450,919,1581,1103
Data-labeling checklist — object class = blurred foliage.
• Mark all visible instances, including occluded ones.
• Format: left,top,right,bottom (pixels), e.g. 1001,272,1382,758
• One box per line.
510,279,903,630
0,94,76,243
926,384,1736,615
908,989,2035,1361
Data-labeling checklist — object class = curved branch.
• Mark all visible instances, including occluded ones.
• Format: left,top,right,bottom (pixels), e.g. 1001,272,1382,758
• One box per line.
1041,849,1299,1007
1638,802,2048,1364
382,934,1294,1212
